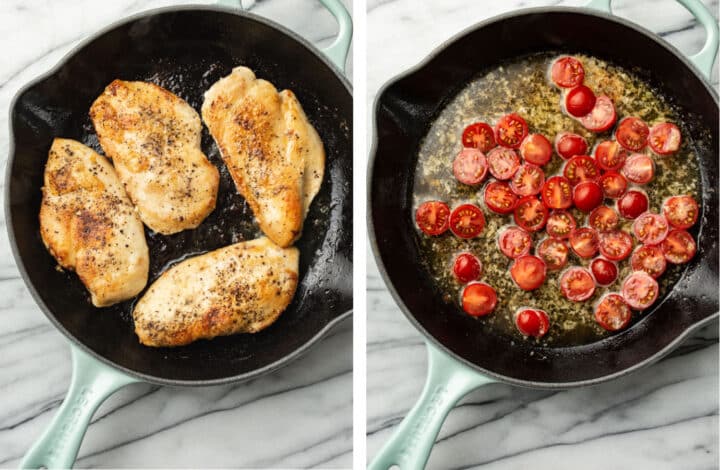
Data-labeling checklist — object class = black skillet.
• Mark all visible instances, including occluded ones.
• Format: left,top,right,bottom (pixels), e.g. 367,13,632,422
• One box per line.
5,2,352,468
368,0,718,468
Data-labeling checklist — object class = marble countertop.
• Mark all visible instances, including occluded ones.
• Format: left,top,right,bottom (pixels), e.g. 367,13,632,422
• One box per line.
366,0,719,469
0,1,352,468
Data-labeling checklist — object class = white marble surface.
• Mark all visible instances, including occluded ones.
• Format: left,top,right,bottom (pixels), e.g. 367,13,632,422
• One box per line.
0,1,352,468
366,0,719,469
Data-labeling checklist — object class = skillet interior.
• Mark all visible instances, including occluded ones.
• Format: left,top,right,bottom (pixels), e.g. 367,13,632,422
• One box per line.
370,9,718,386
7,7,352,384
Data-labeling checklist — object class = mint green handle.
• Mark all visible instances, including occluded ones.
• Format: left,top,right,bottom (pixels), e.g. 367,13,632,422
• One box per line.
585,0,719,79
21,346,137,469
369,343,495,470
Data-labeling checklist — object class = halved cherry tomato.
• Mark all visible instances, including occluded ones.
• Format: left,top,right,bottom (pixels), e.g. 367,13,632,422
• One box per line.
453,253,482,283
599,230,633,261
618,190,649,219
551,56,585,88
462,122,496,152
590,258,618,286
616,117,649,151
498,226,532,259
461,282,498,316
661,229,697,264
565,85,596,117
579,95,616,133
663,195,699,229
537,238,569,271
630,245,667,279
546,210,576,239
514,196,549,232
573,181,604,212
588,205,619,232
595,293,632,331
599,171,628,199
510,163,545,197
484,181,519,215
622,153,654,184
486,147,521,180
569,227,599,259
520,133,553,166
541,176,572,210
453,148,488,185
560,266,596,301
564,155,600,186
594,140,627,171
555,132,588,160
632,213,669,245
415,201,450,235
514,308,550,338
510,255,547,291
622,272,659,310
648,122,682,155
495,113,529,149
449,204,485,239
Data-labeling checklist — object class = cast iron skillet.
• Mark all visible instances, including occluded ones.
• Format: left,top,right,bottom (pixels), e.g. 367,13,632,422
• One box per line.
368,0,718,468
5,2,352,468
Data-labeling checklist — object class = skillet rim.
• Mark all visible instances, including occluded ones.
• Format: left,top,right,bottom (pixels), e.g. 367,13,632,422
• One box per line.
367,5,719,389
4,4,353,387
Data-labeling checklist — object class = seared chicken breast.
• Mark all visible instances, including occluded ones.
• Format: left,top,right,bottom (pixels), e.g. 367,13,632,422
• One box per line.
201,66,324,247
39,138,149,307
90,80,219,235
133,237,299,347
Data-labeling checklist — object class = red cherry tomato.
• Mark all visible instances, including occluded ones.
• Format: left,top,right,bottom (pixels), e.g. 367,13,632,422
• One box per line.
551,56,585,88
648,122,682,155
495,113,528,149
546,210,577,239
594,140,627,171
484,181,519,215
663,195,699,229
569,227,599,259
573,181,604,212
541,176,573,210
452,253,482,283
588,205,619,232
461,282,498,316
599,171,628,199
564,155,600,186
462,122,496,152
498,226,533,259
560,267,596,301
514,308,550,338
579,95,617,133
486,147,521,180
590,258,618,286
622,272,659,310
565,85,596,117
595,293,632,331
616,117,649,151
453,148,488,185
510,255,547,291
449,204,485,239
661,229,697,264
555,132,588,160
622,153,654,184
415,201,450,236
510,163,545,197
632,213,669,245
631,245,667,279
537,238,569,271
599,230,633,261
514,196,549,232
618,190,649,219
520,133,553,166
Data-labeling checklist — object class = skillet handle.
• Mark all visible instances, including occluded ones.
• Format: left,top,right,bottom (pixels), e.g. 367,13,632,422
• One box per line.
585,0,718,79
20,346,137,469
368,342,495,470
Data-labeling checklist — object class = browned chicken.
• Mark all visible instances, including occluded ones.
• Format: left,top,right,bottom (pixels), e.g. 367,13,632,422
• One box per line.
133,237,299,347
39,139,149,307
90,80,219,235
201,66,325,247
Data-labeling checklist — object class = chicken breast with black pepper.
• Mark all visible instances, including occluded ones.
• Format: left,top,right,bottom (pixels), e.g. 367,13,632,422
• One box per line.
90,80,219,235
133,237,299,347
201,66,324,247
39,138,149,307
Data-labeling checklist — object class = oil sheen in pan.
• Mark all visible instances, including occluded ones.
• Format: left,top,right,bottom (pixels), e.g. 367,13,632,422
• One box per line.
412,52,702,347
